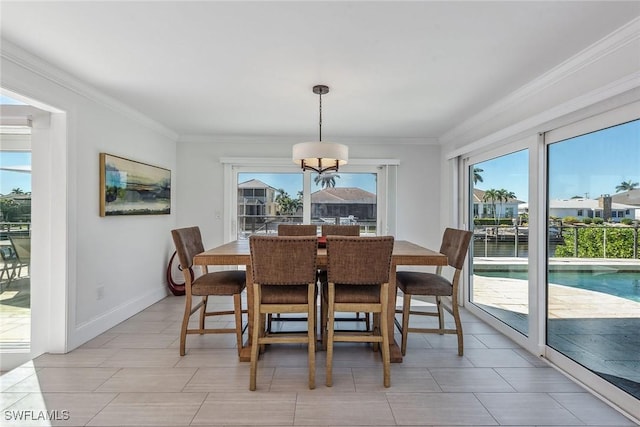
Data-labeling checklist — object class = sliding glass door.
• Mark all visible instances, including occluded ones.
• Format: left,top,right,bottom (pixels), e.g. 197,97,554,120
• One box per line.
468,148,530,335
546,118,640,399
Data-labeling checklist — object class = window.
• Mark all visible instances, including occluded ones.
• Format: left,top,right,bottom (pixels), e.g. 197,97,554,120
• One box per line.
577,209,583,216
225,160,393,241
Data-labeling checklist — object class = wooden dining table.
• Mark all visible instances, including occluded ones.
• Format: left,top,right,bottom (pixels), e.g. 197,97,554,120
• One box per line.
193,238,448,363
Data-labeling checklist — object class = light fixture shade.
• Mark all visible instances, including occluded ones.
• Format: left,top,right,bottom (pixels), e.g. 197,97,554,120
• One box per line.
292,141,348,173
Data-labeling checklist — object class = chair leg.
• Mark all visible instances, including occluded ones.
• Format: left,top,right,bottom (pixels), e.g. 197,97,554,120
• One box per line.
365,312,371,331
436,296,445,333
326,283,335,387
320,293,328,351
199,295,208,333
250,284,261,391
372,313,379,352
307,283,316,389
233,293,243,357
380,282,390,388
401,293,411,356
180,293,192,356
452,300,464,356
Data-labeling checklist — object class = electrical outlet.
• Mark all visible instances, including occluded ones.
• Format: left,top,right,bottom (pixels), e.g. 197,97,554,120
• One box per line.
215,210,221,220
97,286,105,300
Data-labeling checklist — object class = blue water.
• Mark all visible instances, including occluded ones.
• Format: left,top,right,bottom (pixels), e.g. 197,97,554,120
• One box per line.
475,271,640,303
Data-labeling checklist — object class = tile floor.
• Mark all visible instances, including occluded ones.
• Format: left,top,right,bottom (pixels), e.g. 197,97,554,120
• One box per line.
1,294,638,426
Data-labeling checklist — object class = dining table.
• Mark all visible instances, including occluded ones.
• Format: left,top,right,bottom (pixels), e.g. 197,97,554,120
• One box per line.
193,238,448,363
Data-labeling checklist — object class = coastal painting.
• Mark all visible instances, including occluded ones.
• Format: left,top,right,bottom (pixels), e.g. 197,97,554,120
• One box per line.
99,153,171,216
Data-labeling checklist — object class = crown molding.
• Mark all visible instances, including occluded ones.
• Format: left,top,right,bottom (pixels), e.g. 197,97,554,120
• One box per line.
220,157,400,166
178,133,437,145
440,16,640,146
1,39,179,141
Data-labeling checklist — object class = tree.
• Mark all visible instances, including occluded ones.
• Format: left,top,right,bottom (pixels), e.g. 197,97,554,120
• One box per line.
11,188,25,195
473,167,484,185
314,173,340,188
0,198,19,221
482,189,499,221
615,180,639,193
496,189,516,220
275,189,302,217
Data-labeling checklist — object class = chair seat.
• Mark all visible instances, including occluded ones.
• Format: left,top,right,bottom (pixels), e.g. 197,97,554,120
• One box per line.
192,270,246,296
322,282,380,303
261,284,315,304
396,271,452,296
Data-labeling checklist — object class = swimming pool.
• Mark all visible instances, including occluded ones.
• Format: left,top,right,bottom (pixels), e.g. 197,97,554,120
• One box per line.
475,270,640,303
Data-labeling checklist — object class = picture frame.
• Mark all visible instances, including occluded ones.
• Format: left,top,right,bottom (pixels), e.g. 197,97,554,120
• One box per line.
99,153,171,216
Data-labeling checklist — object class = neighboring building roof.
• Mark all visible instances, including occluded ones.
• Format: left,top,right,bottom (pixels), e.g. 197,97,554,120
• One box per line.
238,179,276,190
472,188,524,204
0,193,31,201
311,187,376,204
545,198,637,210
611,189,640,206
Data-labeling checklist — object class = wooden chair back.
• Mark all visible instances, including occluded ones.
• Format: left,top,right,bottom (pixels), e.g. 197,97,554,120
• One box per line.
277,224,318,236
321,224,360,236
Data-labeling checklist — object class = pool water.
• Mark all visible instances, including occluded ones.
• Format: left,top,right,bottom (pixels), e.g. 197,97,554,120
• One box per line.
475,270,640,303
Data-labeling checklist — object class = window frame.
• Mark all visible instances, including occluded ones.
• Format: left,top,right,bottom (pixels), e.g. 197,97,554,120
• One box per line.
222,158,397,242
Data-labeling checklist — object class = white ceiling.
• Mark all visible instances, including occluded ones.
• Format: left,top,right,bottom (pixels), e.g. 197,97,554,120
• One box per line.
1,1,639,141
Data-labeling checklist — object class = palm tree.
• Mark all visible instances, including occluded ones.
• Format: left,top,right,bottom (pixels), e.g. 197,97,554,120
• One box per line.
482,189,500,222
11,188,25,195
473,167,484,185
496,189,516,221
314,173,340,189
615,180,639,193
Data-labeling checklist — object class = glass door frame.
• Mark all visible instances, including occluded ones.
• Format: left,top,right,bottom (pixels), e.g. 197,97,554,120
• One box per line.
456,100,640,420
460,135,545,356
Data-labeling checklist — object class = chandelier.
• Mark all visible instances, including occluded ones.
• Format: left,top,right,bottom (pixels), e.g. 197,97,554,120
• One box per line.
292,85,348,174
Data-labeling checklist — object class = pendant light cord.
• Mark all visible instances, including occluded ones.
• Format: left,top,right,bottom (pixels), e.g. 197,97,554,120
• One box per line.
318,91,322,142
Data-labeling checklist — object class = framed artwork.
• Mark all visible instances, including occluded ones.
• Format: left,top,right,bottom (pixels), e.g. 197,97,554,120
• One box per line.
99,153,171,216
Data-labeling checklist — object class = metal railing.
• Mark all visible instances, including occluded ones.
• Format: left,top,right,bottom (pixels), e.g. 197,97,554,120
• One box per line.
473,224,639,259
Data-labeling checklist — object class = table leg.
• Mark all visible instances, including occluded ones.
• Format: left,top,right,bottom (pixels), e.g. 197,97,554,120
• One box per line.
239,264,253,362
388,262,402,363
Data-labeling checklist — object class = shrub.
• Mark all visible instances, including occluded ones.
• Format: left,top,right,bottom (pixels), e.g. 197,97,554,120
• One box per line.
562,216,579,224
473,218,513,226
621,218,633,225
582,218,593,224
554,226,635,258
593,217,604,224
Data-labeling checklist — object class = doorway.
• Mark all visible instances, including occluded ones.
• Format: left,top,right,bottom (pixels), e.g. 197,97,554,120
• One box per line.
0,89,67,371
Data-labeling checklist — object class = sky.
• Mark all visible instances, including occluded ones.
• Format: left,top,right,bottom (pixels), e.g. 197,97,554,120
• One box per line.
474,119,639,203
0,152,31,195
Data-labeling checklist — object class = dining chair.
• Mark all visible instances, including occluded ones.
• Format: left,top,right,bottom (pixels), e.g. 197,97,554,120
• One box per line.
171,226,247,357
271,224,318,332
395,227,472,356
249,235,318,390
324,236,394,387
277,224,318,236
318,224,370,349
321,224,360,237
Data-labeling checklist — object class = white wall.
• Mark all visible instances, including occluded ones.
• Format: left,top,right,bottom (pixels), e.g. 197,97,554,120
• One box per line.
1,42,178,354
175,138,443,250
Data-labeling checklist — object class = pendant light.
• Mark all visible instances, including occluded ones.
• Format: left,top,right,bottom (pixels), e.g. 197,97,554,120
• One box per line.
292,85,348,174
